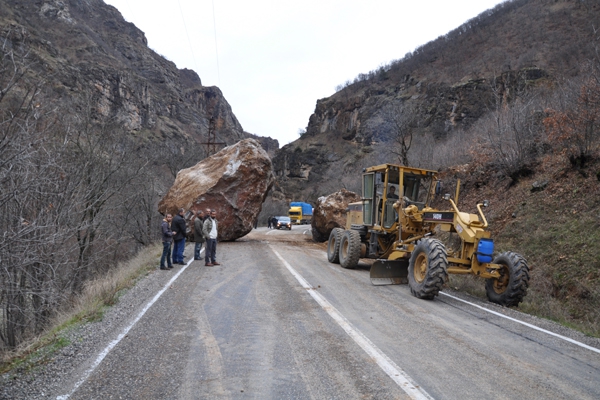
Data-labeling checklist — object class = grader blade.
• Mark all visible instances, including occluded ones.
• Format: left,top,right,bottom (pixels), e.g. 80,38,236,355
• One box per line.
370,259,409,285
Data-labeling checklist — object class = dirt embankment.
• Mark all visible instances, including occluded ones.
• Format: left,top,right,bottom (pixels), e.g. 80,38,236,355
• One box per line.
438,155,600,336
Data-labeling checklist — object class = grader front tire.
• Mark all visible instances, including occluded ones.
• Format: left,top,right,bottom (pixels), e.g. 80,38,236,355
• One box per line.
408,238,448,299
339,230,361,269
327,228,343,264
485,252,530,307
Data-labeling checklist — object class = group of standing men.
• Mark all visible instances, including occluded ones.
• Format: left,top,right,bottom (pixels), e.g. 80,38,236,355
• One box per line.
267,216,278,229
160,208,220,270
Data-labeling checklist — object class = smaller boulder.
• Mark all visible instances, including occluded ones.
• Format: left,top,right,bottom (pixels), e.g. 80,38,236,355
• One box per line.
311,189,361,242
531,180,548,193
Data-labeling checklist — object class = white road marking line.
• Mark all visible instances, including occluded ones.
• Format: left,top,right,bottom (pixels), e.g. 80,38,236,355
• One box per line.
440,292,600,355
57,250,203,399
271,247,432,400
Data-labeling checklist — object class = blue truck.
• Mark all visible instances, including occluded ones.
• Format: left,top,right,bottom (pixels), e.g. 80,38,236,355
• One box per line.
288,202,313,225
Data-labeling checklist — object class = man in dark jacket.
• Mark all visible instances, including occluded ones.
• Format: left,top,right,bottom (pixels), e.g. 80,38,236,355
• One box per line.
193,210,205,260
172,208,187,265
160,214,176,270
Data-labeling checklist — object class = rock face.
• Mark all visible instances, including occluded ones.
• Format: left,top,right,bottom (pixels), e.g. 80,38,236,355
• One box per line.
158,139,275,241
0,0,279,151
311,189,362,242
272,0,596,204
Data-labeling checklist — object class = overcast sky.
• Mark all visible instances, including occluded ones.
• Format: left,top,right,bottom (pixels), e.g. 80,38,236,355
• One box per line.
103,0,506,146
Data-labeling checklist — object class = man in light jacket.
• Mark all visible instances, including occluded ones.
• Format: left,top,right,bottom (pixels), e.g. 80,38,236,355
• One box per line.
202,209,220,267
193,210,205,260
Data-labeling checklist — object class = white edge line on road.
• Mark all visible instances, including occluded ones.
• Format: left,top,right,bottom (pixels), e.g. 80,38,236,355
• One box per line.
270,247,432,400
57,250,203,400
439,292,600,355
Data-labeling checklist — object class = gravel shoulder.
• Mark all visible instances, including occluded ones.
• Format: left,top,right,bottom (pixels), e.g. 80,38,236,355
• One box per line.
0,246,196,400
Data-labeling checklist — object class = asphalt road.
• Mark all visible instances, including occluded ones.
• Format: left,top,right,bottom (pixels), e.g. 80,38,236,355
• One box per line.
56,227,600,399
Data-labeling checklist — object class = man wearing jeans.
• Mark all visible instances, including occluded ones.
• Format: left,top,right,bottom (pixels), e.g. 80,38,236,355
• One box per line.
202,210,220,267
172,208,187,265
160,214,176,270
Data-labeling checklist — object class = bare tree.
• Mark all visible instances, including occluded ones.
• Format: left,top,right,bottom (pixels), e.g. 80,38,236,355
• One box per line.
119,173,162,246
544,63,600,168
57,98,150,290
0,38,158,349
153,139,207,179
384,100,420,165
0,31,209,351
0,37,74,348
472,88,544,181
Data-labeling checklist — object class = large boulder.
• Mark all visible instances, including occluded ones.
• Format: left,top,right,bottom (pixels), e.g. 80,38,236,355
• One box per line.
311,189,361,242
158,138,275,241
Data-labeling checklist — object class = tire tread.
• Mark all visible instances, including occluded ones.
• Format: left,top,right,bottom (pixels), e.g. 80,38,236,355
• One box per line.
408,238,448,299
327,228,343,264
340,230,361,269
486,252,529,307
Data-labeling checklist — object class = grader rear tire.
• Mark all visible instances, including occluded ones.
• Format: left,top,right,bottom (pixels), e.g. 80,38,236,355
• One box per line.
485,252,529,307
408,238,448,299
339,230,361,269
327,228,343,263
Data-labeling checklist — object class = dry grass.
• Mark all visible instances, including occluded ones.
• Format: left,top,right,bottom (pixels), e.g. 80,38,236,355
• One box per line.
0,243,162,372
64,243,162,322
440,154,600,337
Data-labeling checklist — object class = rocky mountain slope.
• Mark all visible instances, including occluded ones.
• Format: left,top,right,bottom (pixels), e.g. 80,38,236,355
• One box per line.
0,0,281,352
268,0,600,335
272,0,599,204
0,0,277,152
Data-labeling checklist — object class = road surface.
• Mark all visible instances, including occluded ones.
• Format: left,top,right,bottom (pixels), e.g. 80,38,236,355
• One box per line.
54,227,600,399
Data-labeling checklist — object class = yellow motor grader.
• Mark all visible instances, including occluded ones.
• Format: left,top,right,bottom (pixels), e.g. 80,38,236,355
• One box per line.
326,164,529,306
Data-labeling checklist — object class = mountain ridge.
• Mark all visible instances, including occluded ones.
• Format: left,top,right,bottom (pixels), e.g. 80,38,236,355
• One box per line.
0,0,278,153
272,0,599,203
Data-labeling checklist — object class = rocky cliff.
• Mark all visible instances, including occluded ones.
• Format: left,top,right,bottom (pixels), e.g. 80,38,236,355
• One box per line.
271,67,548,203
0,0,278,151
272,0,597,204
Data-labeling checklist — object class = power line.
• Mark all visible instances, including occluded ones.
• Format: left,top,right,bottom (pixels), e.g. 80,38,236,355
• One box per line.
121,0,134,19
177,0,199,73
211,0,221,86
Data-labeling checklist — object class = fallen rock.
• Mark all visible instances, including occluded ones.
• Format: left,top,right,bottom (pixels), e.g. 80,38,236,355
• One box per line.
158,138,275,241
531,180,548,192
311,189,361,242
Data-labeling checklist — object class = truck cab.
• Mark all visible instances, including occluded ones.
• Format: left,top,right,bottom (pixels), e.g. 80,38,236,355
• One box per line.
288,202,313,224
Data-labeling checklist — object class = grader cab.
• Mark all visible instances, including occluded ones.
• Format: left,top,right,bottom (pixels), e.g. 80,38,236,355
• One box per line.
326,164,529,307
